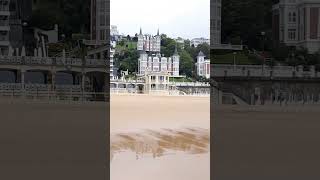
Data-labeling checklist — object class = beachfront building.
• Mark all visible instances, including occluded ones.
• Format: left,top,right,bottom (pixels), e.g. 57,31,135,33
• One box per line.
137,28,161,53
144,71,171,95
110,47,115,79
196,51,210,79
272,0,320,53
191,37,210,47
138,47,180,77
211,0,222,45
137,28,180,77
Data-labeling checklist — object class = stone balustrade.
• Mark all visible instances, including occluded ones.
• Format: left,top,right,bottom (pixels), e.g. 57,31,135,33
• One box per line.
0,56,107,67
0,83,82,92
212,64,320,78
0,83,22,91
172,82,210,87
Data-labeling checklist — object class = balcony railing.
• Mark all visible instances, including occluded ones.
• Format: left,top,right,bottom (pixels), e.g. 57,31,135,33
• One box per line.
86,59,108,66
0,56,109,68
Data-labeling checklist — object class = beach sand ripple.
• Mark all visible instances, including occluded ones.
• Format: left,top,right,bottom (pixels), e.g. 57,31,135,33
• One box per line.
110,128,210,161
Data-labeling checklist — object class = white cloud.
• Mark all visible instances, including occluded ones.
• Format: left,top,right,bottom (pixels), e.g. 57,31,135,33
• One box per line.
111,0,209,39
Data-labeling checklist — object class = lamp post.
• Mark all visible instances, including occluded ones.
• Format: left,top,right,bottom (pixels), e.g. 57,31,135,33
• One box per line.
22,21,28,50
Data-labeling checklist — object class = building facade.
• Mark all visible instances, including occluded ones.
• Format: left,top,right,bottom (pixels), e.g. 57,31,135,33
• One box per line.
138,47,180,77
211,0,222,45
137,28,161,53
0,0,32,55
89,0,109,46
196,51,210,79
191,37,210,47
144,71,171,95
272,0,320,53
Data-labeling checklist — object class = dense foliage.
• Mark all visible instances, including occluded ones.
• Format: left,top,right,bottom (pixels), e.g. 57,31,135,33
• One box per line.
30,0,91,38
221,0,279,50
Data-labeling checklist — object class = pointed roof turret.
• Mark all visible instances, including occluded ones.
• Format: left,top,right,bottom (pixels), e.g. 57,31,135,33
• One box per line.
157,28,159,36
139,27,142,35
198,51,205,57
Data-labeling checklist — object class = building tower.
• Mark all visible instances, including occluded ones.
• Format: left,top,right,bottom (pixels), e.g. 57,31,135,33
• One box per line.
137,27,144,51
137,28,161,53
211,0,221,45
197,51,205,76
196,51,210,79
172,46,180,76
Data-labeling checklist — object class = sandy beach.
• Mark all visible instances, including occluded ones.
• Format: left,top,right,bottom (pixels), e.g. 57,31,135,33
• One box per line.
0,99,107,180
110,94,210,180
213,104,320,179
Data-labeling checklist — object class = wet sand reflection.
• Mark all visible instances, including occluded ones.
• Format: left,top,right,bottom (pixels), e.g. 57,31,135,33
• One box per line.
110,128,210,161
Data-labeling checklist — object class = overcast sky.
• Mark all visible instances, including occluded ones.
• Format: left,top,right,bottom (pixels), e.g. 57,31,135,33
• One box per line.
111,0,209,40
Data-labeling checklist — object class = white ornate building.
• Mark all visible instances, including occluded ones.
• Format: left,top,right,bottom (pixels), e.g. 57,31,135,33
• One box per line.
138,47,180,77
272,0,320,53
137,28,161,52
196,51,210,79
191,38,210,47
144,71,171,95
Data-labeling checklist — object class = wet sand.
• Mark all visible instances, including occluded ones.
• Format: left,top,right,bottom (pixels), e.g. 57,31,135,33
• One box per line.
0,100,107,180
213,105,320,179
111,95,210,180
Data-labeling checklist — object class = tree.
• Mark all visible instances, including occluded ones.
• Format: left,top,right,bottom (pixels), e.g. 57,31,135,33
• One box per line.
221,0,276,50
30,0,91,38
115,49,139,73
196,43,210,58
160,34,177,56
184,39,191,48
179,50,194,77
272,43,290,63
